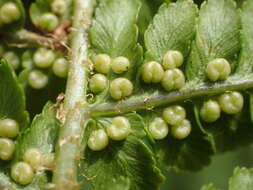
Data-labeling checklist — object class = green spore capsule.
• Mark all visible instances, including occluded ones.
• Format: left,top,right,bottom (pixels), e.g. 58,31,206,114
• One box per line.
111,56,130,74
171,119,191,139
161,68,185,91
0,2,20,24
51,0,66,15
22,59,33,69
11,162,34,185
88,129,109,151
3,51,20,70
28,70,49,89
200,100,221,123
93,54,111,74
219,91,244,114
23,148,42,170
0,138,15,161
107,116,131,141
148,117,169,140
89,74,108,94
162,50,184,70
163,105,186,126
206,58,231,81
38,12,59,32
21,50,34,69
52,58,69,78
142,61,164,83
0,118,19,138
109,78,133,100
33,47,55,68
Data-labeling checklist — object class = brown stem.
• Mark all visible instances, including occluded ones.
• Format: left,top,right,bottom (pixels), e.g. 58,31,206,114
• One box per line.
2,29,67,51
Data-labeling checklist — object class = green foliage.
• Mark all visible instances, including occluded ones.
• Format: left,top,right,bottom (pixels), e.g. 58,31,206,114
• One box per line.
0,60,28,129
86,0,253,177
235,0,253,74
2,0,253,189
155,122,214,171
81,114,165,190
89,0,142,80
186,0,240,81
13,102,59,162
0,102,59,189
144,1,197,62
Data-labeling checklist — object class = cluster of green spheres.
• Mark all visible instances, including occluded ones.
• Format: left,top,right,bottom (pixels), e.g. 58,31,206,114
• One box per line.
200,91,244,123
206,58,231,82
0,118,55,186
28,47,68,89
0,118,19,161
142,50,185,91
38,0,66,32
88,116,131,151
89,54,133,100
11,148,55,185
0,45,69,89
149,105,191,140
0,2,20,26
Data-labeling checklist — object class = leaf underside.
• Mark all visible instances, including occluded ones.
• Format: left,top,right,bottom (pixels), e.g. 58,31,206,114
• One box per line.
85,0,253,184
2,0,253,189
0,60,28,130
85,0,253,188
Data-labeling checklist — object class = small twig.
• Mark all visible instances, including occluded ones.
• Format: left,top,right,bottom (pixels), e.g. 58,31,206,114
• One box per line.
1,29,67,51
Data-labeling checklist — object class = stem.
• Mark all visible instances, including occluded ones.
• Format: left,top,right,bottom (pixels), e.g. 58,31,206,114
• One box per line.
53,0,95,189
90,79,253,117
3,29,65,51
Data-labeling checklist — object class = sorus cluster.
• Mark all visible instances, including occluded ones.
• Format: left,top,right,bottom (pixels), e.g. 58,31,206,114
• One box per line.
200,91,244,123
88,116,131,151
149,105,191,140
11,148,54,185
89,54,133,100
142,50,185,91
0,118,54,185
0,45,69,89
37,0,66,32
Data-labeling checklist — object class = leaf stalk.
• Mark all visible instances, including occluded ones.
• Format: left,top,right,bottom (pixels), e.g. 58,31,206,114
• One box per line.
53,0,95,189
90,79,253,117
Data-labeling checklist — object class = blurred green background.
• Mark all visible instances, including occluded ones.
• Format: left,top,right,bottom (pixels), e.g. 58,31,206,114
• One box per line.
161,144,253,189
